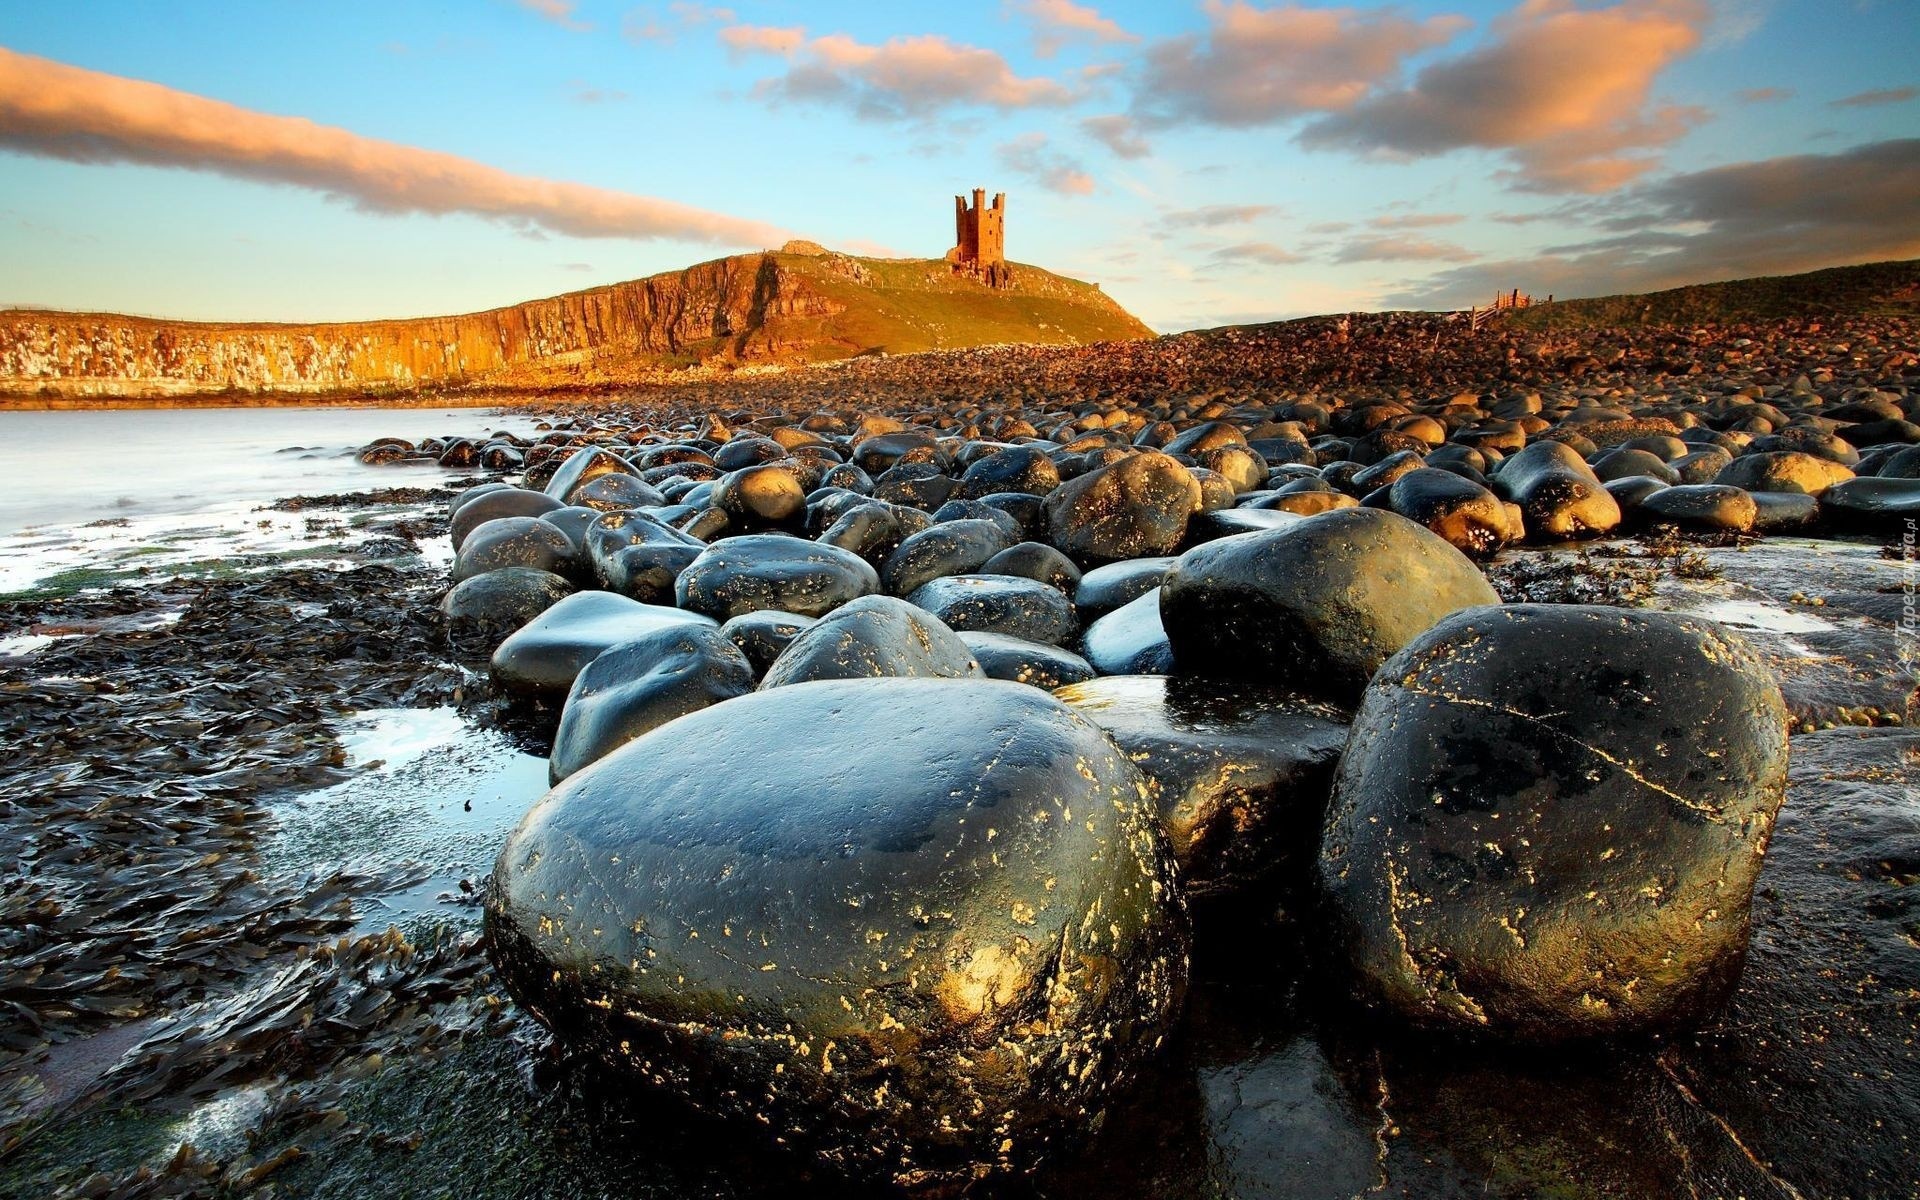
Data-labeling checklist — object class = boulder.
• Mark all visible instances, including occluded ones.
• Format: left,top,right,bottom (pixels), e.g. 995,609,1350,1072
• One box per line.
676,534,879,622
549,624,754,782
1079,590,1175,676
1319,604,1790,1041
485,678,1187,1187
439,567,573,650
490,591,716,701
1492,440,1622,540
905,574,1079,646
960,631,1096,690
1160,509,1499,704
1044,451,1202,564
759,595,982,688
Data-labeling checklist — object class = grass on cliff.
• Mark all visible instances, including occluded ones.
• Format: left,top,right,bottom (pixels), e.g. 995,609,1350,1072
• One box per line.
1503,259,1920,331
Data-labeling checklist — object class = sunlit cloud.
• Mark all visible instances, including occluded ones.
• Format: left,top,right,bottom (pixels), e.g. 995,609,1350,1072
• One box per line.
1018,0,1139,56
516,0,592,32
1080,113,1151,158
0,47,787,247
997,132,1096,195
720,24,1077,119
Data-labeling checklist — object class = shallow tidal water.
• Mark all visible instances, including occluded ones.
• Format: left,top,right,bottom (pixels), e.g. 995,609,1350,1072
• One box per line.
0,414,1914,1199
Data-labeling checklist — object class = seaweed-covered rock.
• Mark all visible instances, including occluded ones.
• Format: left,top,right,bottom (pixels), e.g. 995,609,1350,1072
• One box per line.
1319,604,1790,1041
485,678,1187,1187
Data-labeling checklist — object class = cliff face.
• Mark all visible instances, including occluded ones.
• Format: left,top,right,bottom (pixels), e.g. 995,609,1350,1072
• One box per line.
0,251,1152,400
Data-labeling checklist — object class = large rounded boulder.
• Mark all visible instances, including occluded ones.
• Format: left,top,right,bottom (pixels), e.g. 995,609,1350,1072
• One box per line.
676,534,880,621
484,678,1187,1187
1043,451,1202,564
1159,508,1499,704
1319,604,1790,1041
759,595,983,688
549,624,755,783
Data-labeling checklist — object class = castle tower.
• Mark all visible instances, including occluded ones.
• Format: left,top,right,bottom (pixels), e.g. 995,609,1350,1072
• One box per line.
946,188,1010,287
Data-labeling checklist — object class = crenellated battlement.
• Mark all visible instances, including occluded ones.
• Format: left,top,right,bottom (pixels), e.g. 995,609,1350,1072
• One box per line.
947,187,1011,288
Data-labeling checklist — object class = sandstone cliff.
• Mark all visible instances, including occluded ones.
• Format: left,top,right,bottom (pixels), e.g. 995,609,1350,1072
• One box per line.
0,251,1153,401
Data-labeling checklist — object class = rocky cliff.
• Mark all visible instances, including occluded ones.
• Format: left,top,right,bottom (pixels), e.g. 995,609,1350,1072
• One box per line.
0,250,1153,401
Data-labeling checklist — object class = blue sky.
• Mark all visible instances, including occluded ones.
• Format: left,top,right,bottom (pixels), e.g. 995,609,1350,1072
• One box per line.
0,0,1915,331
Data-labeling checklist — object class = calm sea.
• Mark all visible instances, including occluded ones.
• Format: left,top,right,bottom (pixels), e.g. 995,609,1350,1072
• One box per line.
0,406,528,535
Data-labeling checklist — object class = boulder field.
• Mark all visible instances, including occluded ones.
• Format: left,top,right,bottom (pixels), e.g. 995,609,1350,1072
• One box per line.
388,373,1913,1186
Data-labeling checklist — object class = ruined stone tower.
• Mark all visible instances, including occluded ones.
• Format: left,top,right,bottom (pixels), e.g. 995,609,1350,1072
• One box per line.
946,188,1011,287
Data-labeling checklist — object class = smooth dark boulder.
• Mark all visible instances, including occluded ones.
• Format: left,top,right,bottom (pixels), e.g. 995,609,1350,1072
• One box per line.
1319,604,1790,1041
485,678,1185,1187
982,541,1082,595
905,574,1078,646
1820,476,1920,532
676,534,880,622
1056,676,1348,904
960,631,1096,690
450,487,562,551
1074,557,1175,621
1714,451,1855,497
572,473,666,512
1160,509,1499,704
1079,590,1175,676
1638,483,1758,532
439,566,573,649
719,609,815,677
1492,440,1622,540
549,624,754,783
712,464,807,527
1364,467,1521,558
958,446,1060,499
545,446,639,505
452,516,579,583
759,595,982,688
490,591,716,701
880,519,1011,596
1043,451,1202,564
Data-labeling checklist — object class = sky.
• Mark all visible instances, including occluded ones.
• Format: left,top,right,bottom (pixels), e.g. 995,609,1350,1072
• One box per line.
0,0,1916,332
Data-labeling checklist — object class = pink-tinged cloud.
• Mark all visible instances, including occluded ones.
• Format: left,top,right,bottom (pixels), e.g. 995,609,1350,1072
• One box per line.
517,0,592,32
1369,212,1466,229
997,132,1096,196
1830,85,1917,108
1736,86,1794,103
1299,0,1712,193
1081,113,1151,158
1137,2,1470,127
721,25,1076,119
0,47,787,247
1022,0,1139,56
1384,137,1920,307
1207,241,1306,266
1160,204,1278,228
1332,232,1479,262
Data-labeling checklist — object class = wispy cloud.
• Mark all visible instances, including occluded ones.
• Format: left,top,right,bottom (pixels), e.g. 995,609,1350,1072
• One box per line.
1384,137,1920,306
1018,0,1139,57
1160,203,1277,228
1830,85,1917,108
1331,232,1478,262
1735,86,1794,103
997,132,1096,195
1207,241,1306,266
516,0,592,32
1080,112,1150,157
719,24,1076,119
0,47,786,247
1299,0,1713,193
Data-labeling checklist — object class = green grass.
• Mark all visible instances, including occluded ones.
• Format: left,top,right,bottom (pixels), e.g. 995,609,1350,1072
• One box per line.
1505,259,1920,331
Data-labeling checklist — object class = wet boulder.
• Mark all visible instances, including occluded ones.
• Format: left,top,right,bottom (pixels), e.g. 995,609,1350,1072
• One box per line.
1160,509,1498,705
1080,590,1175,676
545,446,639,505
982,541,1082,595
958,446,1061,499
719,609,814,677
572,473,666,512
676,534,879,622
1074,557,1175,622
549,624,754,783
439,566,573,651
1363,467,1521,558
490,591,717,702
905,574,1078,646
452,516,579,583
712,464,808,528
485,678,1185,1188
1492,440,1622,540
960,632,1096,690
1044,451,1202,564
450,487,563,551
1714,451,1855,497
759,595,982,688
1319,604,1790,1042
880,519,1011,596
1819,476,1920,533
1638,483,1758,532
1056,676,1349,905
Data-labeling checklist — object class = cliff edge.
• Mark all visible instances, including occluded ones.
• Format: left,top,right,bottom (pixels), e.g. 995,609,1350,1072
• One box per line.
0,250,1154,400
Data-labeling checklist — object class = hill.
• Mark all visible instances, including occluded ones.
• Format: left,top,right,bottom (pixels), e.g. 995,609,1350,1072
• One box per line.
0,247,1153,402
1504,259,1920,331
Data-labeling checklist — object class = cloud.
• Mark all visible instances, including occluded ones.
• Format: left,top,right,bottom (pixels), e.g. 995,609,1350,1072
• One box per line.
1207,241,1306,266
1382,137,1920,306
1369,211,1465,228
624,4,735,42
1160,204,1277,228
1332,232,1479,262
1831,86,1917,108
1081,113,1150,157
1019,0,1139,56
720,25,1076,119
0,47,786,247
1136,1,1469,128
1299,0,1713,193
570,83,630,104
517,0,592,32
1735,86,1794,103
997,132,1096,195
